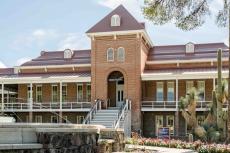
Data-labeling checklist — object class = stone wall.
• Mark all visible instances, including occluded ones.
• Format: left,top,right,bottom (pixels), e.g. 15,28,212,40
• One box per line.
0,124,125,153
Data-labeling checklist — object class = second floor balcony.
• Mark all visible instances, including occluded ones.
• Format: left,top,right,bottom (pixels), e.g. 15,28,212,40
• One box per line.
0,97,92,112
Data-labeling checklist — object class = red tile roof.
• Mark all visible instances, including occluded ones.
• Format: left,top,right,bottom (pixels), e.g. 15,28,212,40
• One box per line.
0,68,14,75
86,5,145,33
148,43,229,61
21,49,91,66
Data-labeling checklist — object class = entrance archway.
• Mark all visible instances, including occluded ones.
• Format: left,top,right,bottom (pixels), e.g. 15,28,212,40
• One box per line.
107,71,124,107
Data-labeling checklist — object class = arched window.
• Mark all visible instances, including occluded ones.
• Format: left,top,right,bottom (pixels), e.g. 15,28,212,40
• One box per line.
107,48,114,61
111,14,120,27
117,47,125,61
64,49,73,59
186,42,194,53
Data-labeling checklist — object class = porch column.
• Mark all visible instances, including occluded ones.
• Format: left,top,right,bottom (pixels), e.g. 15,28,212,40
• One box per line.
175,79,179,137
29,83,33,123
59,82,63,123
1,83,4,115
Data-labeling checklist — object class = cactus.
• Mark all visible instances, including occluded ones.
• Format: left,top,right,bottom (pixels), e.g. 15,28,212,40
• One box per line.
179,48,228,142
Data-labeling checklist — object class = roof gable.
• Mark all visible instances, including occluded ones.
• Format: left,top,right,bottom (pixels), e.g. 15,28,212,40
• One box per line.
86,5,145,33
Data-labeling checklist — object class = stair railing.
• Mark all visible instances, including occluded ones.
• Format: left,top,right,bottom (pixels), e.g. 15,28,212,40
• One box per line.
83,99,102,124
113,99,131,129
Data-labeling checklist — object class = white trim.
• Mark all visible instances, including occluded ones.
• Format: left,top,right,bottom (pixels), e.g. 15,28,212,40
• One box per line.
15,63,91,72
0,76,91,84
146,58,228,65
141,70,229,80
87,29,153,47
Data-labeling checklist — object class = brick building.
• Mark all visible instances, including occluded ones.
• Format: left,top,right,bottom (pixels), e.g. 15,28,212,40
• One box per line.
0,5,229,138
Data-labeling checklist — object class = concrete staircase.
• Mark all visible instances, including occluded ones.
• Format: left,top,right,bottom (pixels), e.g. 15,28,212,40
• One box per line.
89,107,121,128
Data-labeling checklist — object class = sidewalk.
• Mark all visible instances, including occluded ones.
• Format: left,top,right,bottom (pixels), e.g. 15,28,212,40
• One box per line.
125,144,197,153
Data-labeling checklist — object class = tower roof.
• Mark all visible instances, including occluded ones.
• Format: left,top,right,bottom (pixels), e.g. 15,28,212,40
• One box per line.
86,5,145,33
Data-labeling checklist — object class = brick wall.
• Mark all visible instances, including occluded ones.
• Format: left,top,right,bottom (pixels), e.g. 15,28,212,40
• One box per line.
17,83,89,103
91,34,149,130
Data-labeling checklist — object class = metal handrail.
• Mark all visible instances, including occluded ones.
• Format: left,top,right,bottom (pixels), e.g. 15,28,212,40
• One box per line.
83,99,101,124
113,99,131,129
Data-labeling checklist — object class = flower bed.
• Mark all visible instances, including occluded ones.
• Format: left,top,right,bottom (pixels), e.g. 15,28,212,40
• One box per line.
126,137,230,153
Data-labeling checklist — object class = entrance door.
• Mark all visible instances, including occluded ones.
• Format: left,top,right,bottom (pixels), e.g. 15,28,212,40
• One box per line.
116,84,124,107
155,115,163,136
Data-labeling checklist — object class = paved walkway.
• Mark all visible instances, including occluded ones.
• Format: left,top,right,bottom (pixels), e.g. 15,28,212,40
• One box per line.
124,144,197,153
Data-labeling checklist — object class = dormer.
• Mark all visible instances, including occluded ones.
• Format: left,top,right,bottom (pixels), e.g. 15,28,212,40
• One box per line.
64,49,73,59
111,14,120,27
186,42,195,54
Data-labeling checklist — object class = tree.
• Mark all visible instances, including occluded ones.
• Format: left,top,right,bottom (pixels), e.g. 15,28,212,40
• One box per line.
142,0,230,141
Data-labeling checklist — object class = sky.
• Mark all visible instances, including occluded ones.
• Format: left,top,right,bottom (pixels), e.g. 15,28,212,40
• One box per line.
0,0,228,68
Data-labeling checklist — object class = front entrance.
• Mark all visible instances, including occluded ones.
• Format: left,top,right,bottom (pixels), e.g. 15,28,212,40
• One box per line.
108,71,124,107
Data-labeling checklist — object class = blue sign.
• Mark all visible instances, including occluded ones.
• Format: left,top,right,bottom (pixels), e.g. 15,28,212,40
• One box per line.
158,127,170,139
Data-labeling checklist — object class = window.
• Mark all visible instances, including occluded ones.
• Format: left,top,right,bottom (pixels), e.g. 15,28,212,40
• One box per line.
197,81,205,101
77,116,84,124
64,49,73,59
186,42,194,53
51,116,58,123
86,84,91,102
107,48,114,61
62,84,67,102
186,81,194,94
166,115,174,135
77,84,83,102
117,47,125,61
167,82,174,102
35,115,42,123
36,85,42,103
197,115,205,125
111,14,120,26
156,82,164,101
52,85,58,102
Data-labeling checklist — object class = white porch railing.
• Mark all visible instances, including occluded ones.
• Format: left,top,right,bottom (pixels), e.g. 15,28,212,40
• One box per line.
3,102,91,111
142,101,228,111
142,101,177,110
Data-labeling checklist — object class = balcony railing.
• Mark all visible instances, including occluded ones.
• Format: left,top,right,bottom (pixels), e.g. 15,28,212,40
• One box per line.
2,101,91,112
141,100,228,111
142,101,177,111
